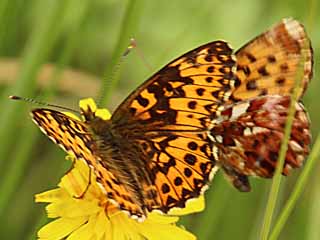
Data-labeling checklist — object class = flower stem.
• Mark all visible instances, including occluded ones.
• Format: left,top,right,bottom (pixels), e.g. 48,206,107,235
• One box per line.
259,41,307,240
99,0,144,106
269,134,320,240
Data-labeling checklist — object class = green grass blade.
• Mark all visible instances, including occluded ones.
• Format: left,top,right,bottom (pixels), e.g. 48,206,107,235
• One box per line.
260,98,297,240
267,5,318,239
0,0,23,55
99,0,144,106
0,0,90,220
268,134,320,240
192,175,232,240
27,213,48,240
0,0,11,54
0,122,39,217
0,0,9,20
260,42,308,240
0,1,69,167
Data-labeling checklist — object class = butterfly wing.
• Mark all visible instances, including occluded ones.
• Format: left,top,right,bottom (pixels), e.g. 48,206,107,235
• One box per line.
31,109,93,158
111,41,237,213
215,18,313,191
209,95,311,191
231,18,313,102
31,109,147,218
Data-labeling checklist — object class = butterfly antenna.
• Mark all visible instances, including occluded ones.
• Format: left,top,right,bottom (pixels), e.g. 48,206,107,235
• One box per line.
97,39,137,107
129,38,153,71
8,95,80,114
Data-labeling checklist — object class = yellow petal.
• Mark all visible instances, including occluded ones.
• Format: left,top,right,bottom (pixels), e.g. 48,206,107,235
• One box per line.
138,221,196,240
147,212,179,224
111,214,140,240
78,98,111,120
35,189,68,203
79,98,97,113
46,198,100,218
93,211,111,240
168,195,205,216
95,108,111,120
38,217,88,240
67,215,98,240
131,214,196,240
59,163,89,197
63,111,80,120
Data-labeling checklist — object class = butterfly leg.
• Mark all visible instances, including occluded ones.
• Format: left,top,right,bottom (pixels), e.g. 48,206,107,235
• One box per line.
221,166,251,192
64,156,77,175
73,164,92,199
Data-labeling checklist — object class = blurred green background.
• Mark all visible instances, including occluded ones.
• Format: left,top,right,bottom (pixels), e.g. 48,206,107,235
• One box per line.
0,0,319,239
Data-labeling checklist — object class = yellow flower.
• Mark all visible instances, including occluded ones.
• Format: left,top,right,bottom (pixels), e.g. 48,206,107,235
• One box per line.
35,98,205,240
36,159,202,240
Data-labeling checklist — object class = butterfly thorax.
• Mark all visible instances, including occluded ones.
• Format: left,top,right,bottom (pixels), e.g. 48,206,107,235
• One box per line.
83,112,153,213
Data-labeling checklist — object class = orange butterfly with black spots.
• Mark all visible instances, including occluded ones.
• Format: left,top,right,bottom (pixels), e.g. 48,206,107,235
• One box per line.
28,18,313,219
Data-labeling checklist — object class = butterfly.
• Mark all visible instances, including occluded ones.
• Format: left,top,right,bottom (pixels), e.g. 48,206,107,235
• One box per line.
30,18,313,219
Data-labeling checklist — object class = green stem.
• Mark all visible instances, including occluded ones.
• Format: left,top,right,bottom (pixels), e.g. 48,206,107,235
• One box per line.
193,175,232,240
269,134,320,240
260,98,297,240
259,43,307,240
0,123,39,217
266,2,318,239
0,0,9,22
99,0,144,106
27,213,48,240
0,1,69,167
0,0,90,233
0,0,10,54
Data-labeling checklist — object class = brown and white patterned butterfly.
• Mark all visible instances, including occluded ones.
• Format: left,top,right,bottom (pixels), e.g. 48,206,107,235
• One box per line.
27,18,313,219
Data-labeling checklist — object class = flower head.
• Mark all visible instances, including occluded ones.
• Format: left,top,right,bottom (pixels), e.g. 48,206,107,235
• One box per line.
36,159,201,240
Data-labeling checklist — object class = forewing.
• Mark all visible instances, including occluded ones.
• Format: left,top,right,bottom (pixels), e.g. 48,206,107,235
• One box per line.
111,41,236,212
112,40,236,126
32,109,94,159
31,109,146,217
232,18,313,102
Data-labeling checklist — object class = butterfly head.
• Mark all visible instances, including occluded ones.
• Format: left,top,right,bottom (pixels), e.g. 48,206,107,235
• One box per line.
79,102,113,138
